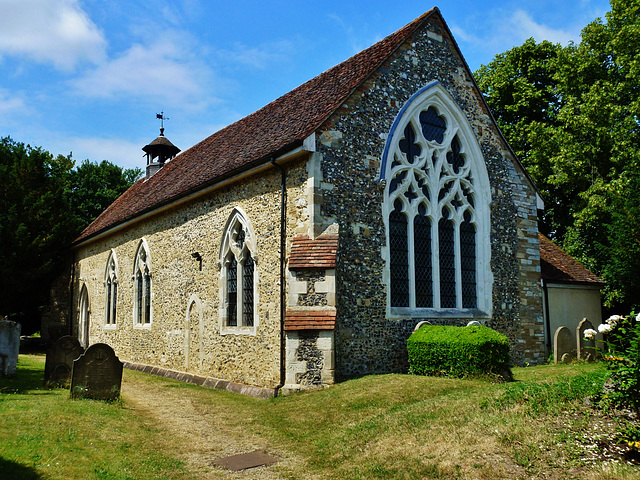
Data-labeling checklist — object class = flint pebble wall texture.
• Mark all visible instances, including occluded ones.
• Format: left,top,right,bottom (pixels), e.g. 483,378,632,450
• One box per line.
72,165,308,390
69,14,545,392
314,16,544,376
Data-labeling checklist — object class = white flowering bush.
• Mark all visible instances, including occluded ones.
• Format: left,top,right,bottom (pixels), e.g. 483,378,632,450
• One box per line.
593,313,640,414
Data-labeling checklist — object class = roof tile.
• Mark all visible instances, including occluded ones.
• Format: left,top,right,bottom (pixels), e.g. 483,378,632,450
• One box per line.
539,233,604,285
284,309,337,331
75,9,437,244
289,234,339,269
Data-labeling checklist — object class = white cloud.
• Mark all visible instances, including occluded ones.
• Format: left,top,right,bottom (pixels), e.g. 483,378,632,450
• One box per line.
69,38,216,110
0,87,28,118
509,10,576,45
64,136,146,170
218,40,296,69
0,0,106,70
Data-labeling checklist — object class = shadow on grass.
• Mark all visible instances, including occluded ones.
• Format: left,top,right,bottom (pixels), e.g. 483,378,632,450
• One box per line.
0,457,43,479
0,357,54,395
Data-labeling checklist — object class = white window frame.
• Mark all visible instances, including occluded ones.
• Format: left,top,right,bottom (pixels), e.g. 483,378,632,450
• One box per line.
219,208,258,335
132,238,153,329
104,249,118,329
380,82,492,319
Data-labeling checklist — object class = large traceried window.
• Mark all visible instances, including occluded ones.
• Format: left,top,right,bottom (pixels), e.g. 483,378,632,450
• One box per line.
220,208,257,334
104,250,118,327
133,239,152,326
381,82,492,317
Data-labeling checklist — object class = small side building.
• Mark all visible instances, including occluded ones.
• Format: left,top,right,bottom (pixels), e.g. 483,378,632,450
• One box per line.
539,233,604,354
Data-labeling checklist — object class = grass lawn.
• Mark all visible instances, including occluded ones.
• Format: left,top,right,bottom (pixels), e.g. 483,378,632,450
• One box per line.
1,355,639,479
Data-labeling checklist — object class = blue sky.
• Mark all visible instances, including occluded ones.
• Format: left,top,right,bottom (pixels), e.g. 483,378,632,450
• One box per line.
0,0,611,171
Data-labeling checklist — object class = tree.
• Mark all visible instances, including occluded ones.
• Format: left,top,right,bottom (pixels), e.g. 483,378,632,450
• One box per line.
68,159,141,229
0,137,141,333
0,138,75,332
474,38,570,238
475,0,640,309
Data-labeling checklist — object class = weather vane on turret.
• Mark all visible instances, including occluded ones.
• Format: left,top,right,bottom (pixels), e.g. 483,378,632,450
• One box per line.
156,111,169,135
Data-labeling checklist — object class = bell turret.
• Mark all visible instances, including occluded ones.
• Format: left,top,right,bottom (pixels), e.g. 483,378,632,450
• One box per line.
144,112,180,178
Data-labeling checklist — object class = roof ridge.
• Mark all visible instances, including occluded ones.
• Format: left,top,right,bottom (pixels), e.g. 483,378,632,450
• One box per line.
74,9,440,245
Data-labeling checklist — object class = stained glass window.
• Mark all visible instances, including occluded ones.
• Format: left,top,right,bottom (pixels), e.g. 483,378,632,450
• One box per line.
384,88,486,313
389,200,409,307
414,211,432,308
227,257,238,327
221,210,257,329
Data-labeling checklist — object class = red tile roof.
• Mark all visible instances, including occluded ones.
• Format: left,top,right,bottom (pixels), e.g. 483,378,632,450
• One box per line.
74,9,439,244
289,234,338,269
539,233,604,285
284,309,336,331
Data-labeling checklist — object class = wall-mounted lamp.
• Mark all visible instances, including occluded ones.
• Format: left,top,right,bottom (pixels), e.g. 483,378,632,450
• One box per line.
191,252,202,271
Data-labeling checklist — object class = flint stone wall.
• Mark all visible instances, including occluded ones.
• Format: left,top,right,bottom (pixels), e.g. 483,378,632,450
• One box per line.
315,16,543,376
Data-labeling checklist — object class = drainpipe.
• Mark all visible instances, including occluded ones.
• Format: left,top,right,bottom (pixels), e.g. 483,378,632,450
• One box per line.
542,279,551,354
68,250,76,337
271,158,287,397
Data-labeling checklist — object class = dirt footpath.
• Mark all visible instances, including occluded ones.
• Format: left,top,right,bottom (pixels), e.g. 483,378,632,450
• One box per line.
122,372,301,479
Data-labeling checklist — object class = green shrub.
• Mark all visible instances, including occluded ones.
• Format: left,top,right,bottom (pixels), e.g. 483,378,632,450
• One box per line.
407,324,511,379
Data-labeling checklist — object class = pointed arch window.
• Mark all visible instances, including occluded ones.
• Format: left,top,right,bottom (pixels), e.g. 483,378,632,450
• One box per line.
220,209,257,333
79,283,90,348
133,240,152,326
381,83,491,317
105,251,118,327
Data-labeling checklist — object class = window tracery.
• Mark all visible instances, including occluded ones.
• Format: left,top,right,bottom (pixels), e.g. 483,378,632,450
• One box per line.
133,240,152,326
105,250,118,326
381,83,491,316
220,209,257,332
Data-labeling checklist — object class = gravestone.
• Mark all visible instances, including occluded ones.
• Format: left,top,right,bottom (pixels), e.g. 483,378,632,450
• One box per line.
577,318,596,361
553,326,573,364
44,335,84,387
70,343,123,401
0,319,20,377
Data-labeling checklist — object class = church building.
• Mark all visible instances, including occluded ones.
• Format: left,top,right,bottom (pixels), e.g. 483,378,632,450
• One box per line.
62,8,547,396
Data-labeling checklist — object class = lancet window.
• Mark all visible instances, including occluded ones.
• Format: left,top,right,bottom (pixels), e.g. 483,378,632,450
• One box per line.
220,209,257,330
105,251,118,325
133,240,152,325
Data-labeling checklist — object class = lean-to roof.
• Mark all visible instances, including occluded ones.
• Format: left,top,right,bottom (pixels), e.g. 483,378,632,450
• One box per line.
539,233,604,286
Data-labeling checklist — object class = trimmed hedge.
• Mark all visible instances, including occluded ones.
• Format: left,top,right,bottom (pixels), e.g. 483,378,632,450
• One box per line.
407,324,512,379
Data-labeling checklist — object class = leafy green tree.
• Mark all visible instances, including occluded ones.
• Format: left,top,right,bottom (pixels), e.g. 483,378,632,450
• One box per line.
68,159,141,229
474,38,571,238
0,138,75,332
0,137,141,333
557,0,640,310
475,0,640,309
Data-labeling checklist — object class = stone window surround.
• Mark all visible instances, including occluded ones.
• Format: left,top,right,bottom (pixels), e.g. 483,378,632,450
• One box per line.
104,249,118,330
380,82,493,319
132,238,153,329
218,207,259,336
78,281,90,348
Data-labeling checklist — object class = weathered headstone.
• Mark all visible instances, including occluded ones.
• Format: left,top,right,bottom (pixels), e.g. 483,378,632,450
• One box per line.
44,335,84,386
577,318,596,361
554,326,573,364
0,319,20,377
70,343,123,400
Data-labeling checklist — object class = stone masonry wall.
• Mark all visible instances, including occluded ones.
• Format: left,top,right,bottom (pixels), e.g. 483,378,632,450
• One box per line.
315,17,544,376
71,162,308,390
